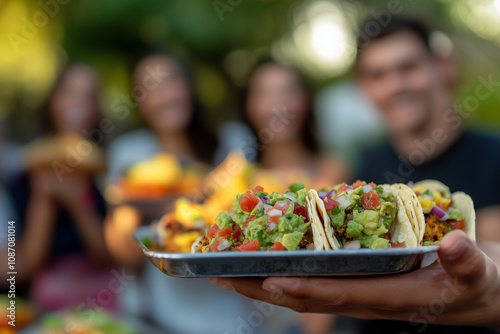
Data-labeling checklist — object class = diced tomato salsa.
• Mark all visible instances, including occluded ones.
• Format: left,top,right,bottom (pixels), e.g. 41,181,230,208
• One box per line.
217,227,232,238
239,239,260,251
239,191,260,212
448,219,465,231
207,224,220,238
324,197,339,213
352,180,364,188
269,241,284,251
361,191,381,210
390,241,406,248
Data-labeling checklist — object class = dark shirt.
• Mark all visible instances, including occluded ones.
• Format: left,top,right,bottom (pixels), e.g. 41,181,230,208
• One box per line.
9,172,107,256
356,130,500,210
343,130,500,334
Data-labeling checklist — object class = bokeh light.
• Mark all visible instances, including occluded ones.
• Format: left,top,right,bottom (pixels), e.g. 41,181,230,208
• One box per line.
272,0,357,78
450,0,500,43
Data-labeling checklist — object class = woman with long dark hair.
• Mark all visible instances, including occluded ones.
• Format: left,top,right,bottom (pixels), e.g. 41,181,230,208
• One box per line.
243,59,350,190
105,54,282,334
105,53,219,262
3,63,112,309
107,53,217,185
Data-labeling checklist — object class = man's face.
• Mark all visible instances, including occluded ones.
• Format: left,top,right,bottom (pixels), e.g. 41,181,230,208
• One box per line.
357,30,441,134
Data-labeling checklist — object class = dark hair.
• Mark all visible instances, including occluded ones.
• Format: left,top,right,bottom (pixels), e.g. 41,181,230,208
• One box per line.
133,52,218,165
242,59,319,162
356,17,432,64
38,63,101,137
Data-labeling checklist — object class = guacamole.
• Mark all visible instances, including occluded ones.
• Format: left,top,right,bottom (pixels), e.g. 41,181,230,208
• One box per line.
204,184,311,252
322,181,397,249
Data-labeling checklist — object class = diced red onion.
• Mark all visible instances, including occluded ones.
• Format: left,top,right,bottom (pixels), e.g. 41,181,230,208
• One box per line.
255,200,264,211
431,205,449,221
266,222,277,231
229,209,234,217
283,193,297,203
217,239,231,251
318,191,327,199
362,185,373,193
275,200,288,207
343,240,360,249
267,209,282,216
421,194,433,200
358,205,364,212
336,194,351,211
263,204,272,210
326,189,337,198
261,196,269,203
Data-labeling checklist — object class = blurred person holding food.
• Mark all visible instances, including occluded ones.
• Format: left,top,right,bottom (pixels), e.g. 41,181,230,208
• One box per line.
1,63,112,310
242,59,352,334
104,52,218,266
104,53,299,334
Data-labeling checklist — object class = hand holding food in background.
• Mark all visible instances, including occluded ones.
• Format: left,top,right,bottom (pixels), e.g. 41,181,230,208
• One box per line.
104,205,143,267
23,133,106,175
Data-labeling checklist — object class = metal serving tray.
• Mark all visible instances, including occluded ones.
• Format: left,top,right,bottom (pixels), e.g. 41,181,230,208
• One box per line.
134,227,439,278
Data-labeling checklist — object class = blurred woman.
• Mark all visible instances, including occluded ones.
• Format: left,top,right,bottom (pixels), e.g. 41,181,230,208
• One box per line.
243,59,351,334
105,54,298,334
244,59,350,190
4,63,112,309
105,53,218,265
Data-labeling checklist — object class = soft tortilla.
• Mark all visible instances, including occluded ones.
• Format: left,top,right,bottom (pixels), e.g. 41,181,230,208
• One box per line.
451,192,476,241
306,192,331,250
413,180,451,198
391,183,424,245
308,189,342,250
381,185,418,248
191,236,203,253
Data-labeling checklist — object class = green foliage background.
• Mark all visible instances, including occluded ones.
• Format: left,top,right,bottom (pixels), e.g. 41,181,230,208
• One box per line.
1,0,499,142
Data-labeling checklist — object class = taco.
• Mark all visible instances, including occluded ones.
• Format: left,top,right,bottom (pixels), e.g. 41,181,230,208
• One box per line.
195,183,325,252
408,180,476,245
312,180,418,249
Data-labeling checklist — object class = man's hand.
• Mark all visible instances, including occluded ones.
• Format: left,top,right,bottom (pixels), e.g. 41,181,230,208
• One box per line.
209,230,500,327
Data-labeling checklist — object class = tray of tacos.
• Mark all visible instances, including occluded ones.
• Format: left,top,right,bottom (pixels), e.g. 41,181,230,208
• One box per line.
134,180,475,277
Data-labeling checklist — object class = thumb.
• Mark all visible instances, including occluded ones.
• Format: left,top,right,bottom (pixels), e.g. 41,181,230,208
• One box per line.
439,230,487,283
